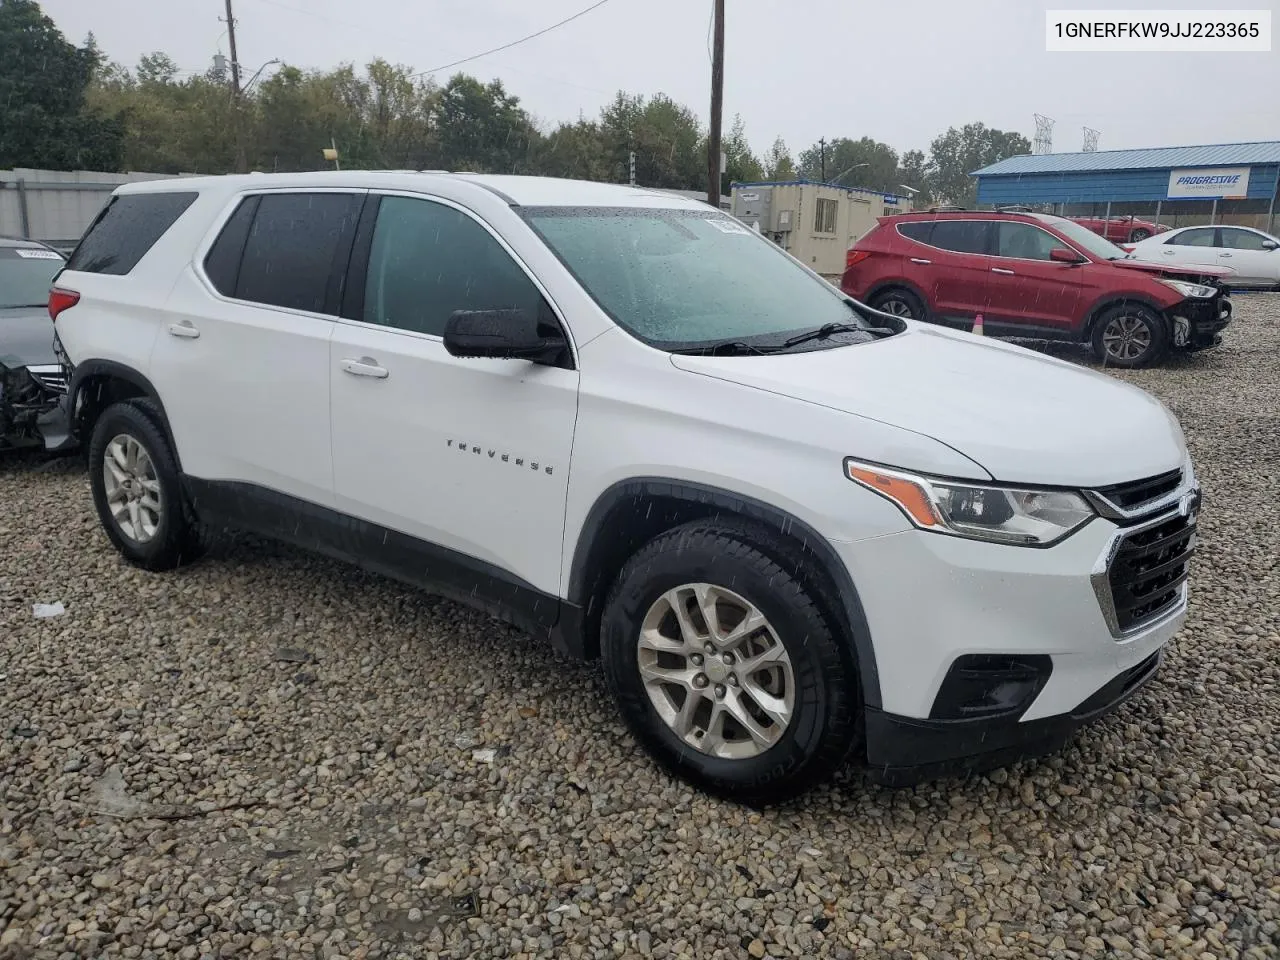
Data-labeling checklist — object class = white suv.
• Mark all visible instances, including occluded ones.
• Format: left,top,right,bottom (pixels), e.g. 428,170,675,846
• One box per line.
48,172,1199,804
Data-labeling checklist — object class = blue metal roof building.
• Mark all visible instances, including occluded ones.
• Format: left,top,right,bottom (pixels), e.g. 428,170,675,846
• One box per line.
972,141,1280,209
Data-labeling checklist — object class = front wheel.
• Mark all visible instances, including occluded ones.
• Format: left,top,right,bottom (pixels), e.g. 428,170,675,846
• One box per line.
1090,305,1169,368
1129,228,1151,242
600,520,860,805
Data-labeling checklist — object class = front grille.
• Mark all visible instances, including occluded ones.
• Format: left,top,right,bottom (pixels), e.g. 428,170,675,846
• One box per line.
1093,469,1182,512
1107,512,1195,632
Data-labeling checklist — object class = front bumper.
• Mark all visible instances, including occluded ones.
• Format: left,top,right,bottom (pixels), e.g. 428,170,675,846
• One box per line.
833,492,1194,781
1169,294,1231,350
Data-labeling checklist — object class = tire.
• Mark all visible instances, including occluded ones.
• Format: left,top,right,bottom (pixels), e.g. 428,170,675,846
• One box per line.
600,520,860,805
1090,304,1169,369
1128,228,1151,242
869,288,926,322
88,399,207,570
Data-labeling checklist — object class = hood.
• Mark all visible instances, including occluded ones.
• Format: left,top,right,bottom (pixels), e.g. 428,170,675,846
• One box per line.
0,306,58,369
1111,258,1232,280
670,325,1186,487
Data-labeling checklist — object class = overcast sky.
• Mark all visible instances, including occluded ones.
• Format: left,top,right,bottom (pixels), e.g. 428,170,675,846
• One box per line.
40,0,1280,158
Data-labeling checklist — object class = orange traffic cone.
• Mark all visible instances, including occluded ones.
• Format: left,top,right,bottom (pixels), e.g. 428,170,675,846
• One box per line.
972,313,985,336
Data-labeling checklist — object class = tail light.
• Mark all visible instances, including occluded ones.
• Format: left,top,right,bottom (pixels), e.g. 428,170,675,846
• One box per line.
48,287,80,322
846,249,872,269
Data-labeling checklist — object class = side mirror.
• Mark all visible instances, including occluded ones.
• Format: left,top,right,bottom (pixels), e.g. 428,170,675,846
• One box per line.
1262,239,1278,251
443,307,568,366
1050,247,1083,263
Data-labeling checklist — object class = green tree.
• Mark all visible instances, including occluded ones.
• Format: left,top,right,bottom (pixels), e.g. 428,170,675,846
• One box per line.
531,118,609,181
433,74,538,174
763,136,795,180
0,0,123,169
798,136,899,192
897,148,930,204
600,91,703,189
722,114,763,185
926,122,1030,206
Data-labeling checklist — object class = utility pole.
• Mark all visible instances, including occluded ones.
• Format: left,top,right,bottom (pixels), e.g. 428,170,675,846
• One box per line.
706,0,725,208
222,0,248,173
224,0,242,96
819,138,827,181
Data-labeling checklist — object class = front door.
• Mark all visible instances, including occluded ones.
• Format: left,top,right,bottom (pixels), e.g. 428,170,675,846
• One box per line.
328,193,579,600
982,221,1084,334
1216,227,1278,287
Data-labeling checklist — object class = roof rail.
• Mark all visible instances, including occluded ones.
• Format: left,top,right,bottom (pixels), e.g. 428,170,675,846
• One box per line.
926,204,967,213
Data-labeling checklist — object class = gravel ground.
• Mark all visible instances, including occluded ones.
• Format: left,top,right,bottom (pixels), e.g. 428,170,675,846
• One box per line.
2,297,1278,960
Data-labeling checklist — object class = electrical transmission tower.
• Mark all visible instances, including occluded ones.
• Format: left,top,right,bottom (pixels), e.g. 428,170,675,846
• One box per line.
1033,114,1055,155
1083,127,1100,152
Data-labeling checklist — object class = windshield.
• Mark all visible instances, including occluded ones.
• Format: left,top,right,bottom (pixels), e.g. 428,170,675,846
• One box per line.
521,206,885,350
0,250,64,308
1032,214,1128,261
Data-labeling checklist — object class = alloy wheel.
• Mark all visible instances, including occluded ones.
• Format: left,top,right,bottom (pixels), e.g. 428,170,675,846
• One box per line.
637,583,795,759
879,298,915,318
103,434,163,543
1101,314,1153,363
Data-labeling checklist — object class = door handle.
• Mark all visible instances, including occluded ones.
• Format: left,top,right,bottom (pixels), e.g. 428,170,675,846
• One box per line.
341,357,389,379
1219,252,1233,258
168,321,200,339
909,257,932,265
991,267,1015,275
1162,249,1175,255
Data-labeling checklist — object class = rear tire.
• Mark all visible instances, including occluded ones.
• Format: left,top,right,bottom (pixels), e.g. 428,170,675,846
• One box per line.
88,399,207,570
869,288,926,322
1128,228,1151,242
600,520,860,806
1090,304,1169,369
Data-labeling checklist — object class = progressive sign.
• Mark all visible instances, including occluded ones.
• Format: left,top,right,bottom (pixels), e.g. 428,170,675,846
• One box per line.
1167,167,1251,200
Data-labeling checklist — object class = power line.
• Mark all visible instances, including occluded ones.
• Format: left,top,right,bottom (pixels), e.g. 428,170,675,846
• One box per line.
416,0,618,77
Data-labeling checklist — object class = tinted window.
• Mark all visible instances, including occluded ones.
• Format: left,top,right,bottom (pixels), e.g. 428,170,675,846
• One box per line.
1169,228,1214,247
66,192,197,275
928,220,990,254
236,193,362,313
203,196,260,297
1218,228,1271,251
0,247,65,308
897,222,932,243
996,223,1066,261
363,196,543,336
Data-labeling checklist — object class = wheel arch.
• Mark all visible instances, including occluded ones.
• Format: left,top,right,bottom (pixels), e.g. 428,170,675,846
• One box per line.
68,360,181,470
1082,293,1170,339
864,279,929,311
565,477,883,709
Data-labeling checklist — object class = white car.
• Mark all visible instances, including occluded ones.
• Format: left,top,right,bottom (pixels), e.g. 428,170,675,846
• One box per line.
1127,224,1280,289
47,172,1199,803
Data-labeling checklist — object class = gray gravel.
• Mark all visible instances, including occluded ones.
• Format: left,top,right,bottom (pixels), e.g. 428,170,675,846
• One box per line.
3,297,1278,960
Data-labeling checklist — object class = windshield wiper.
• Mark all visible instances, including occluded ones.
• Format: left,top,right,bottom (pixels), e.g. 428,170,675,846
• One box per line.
669,339,778,356
782,321,894,349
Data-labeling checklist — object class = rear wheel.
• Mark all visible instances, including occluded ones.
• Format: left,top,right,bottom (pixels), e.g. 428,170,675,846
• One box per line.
600,520,860,805
1128,228,1151,242
1090,304,1169,368
869,288,926,321
88,399,207,570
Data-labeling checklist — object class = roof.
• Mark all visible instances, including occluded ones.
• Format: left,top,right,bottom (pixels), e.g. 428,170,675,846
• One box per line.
974,140,1280,176
0,235,54,250
113,171,712,209
732,179,907,202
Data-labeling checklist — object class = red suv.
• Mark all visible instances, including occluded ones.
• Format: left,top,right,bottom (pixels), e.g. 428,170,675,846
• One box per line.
842,211,1233,367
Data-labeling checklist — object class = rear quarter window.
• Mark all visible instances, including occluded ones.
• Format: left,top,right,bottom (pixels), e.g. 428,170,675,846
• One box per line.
897,222,933,243
66,192,198,276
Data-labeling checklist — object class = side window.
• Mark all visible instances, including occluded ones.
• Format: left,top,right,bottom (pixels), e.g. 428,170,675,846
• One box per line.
203,196,260,296
1168,228,1215,247
897,222,932,243
235,192,363,314
66,192,198,275
362,196,544,336
996,223,1066,260
929,220,991,255
1218,228,1269,251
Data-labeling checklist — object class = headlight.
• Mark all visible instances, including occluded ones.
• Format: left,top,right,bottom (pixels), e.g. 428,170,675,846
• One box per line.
845,460,1095,546
1158,278,1216,299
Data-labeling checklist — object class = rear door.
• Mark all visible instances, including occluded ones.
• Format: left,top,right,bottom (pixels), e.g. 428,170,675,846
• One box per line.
153,189,364,507
1155,227,1218,269
918,219,994,320
1216,227,1279,287
983,221,1084,334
